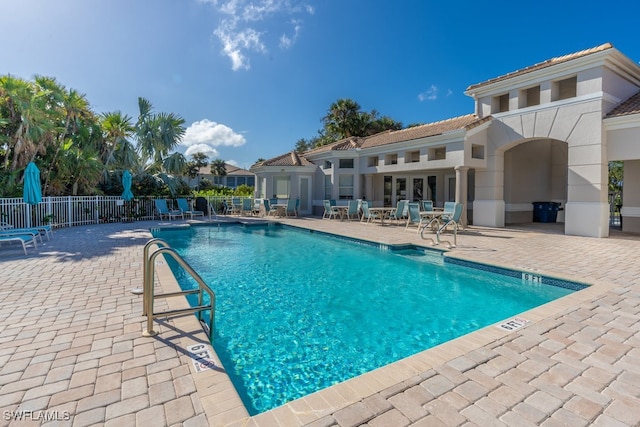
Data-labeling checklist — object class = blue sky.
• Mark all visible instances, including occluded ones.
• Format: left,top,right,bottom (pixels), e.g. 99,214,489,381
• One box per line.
2,0,640,170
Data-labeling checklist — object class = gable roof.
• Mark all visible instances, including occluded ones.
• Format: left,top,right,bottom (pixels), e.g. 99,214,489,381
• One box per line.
607,90,640,118
466,43,614,92
197,163,253,175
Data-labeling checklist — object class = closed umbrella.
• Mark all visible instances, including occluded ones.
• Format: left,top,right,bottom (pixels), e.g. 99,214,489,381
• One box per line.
121,170,134,201
23,162,42,205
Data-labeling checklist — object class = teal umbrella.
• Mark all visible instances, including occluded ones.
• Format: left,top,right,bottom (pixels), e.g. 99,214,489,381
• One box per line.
23,162,42,205
121,170,134,201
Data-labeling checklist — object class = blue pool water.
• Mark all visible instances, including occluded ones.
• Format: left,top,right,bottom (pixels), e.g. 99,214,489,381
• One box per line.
152,224,581,415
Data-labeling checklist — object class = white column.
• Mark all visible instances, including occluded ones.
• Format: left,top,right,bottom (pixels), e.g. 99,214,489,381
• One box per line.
455,166,469,227
472,152,505,227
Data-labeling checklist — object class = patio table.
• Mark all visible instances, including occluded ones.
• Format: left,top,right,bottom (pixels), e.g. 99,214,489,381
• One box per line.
368,207,397,225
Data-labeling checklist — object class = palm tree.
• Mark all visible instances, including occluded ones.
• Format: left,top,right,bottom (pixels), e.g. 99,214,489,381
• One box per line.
135,97,186,163
210,159,227,186
100,111,135,172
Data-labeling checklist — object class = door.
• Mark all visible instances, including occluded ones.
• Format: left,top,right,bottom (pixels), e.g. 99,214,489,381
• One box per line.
298,176,311,215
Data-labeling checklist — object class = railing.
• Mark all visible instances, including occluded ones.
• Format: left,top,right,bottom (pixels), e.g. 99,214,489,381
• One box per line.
0,195,253,229
142,238,215,339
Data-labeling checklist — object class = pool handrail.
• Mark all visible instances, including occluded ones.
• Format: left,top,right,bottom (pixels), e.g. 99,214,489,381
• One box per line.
142,238,216,340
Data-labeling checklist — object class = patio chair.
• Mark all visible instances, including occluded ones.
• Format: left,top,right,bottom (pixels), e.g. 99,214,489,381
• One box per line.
421,200,434,212
443,201,456,216
344,200,359,220
262,199,275,217
361,201,381,224
294,198,300,216
323,200,340,219
405,202,421,231
252,199,262,216
421,203,464,248
154,199,184,220
388,200,407,224
0,233,38,255
177,198,204,219
285,198,297,217
241,198,253,216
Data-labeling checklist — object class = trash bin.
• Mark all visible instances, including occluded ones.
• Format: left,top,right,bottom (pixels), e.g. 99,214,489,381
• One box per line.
195,197,209,215
532,202,561,223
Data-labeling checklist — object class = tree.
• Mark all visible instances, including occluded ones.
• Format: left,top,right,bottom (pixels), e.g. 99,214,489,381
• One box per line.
186,152,210,179
210,159,227,184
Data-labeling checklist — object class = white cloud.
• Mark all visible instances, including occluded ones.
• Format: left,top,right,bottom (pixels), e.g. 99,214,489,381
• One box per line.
185,143,219,158
181,119,246,158
202,0,314,70
418,85,439,102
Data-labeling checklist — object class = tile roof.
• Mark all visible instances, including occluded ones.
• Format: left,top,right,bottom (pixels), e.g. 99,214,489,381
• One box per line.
197,163,252,175
302,114,487,156
466,43,614,92
360,114,486,149
607,90,640,118
257,151,314,167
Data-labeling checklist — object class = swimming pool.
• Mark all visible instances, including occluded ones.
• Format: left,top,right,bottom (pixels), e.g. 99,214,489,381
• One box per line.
152,223,585,415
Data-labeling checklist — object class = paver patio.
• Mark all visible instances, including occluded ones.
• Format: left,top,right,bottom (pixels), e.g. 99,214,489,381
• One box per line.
0,218,638,426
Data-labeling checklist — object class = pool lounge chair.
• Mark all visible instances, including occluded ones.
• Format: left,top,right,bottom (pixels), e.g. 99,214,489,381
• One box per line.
0,233,37,255
154,199,184,220
0,222,52,241
241,198,253,216
177,198,204,219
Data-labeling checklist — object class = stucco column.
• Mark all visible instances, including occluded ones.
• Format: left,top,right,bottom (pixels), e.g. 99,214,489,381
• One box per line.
364,174,374,202
472,152,505,227
455,166,469,227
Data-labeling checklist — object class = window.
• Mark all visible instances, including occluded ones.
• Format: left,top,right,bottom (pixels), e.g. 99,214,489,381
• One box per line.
226,177,236,188
273,177,290,198
338,175,354,199
324,175,332,199
405,150,420,163
385,154,398,165
520,86,540,108
324,161,332,169
553,76,577,101
428,146,446,161
236,177,246,186
247,176,255,187
472,144,485,159
492,93,509,113
339,158,354,168
367,156,379,167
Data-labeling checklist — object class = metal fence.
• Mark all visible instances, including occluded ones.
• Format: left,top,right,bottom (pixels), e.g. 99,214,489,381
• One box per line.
0,195,254,229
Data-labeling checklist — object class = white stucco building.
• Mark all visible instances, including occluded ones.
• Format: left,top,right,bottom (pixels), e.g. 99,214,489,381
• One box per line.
250,43,640,237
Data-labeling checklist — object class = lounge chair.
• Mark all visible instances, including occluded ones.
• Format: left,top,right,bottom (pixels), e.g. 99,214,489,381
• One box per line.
262,199,275,217
0,229,44,244
405,202,422,231
421,203,465,248
154,199,184,220
361,201,381,224
388,200,407,224
344,200,359,220
323,200,340,219
0,233,37,255
177,198,204,219
0,222,52,241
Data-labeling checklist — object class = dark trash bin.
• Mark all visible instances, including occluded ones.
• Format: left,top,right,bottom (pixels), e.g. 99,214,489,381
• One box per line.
532,202,561,223
195,197,209,215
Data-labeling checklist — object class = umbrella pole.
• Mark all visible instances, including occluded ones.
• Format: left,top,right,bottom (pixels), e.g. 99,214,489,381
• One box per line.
25,204,32,228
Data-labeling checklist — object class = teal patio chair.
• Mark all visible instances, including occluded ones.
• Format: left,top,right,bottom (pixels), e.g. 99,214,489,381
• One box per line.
154,199,183,220
388,200,407,224
345,200,359,220
361,201,381,224
285,199,297,217
405,202,421,231
421,203,464,248
323,200,339,219
177,198,204,219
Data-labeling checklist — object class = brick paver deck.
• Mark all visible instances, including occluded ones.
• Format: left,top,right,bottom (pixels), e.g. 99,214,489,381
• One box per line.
0,218,638,426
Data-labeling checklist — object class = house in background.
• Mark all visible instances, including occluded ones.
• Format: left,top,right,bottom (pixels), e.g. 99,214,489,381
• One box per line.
251,43,640,238
189,163,255,190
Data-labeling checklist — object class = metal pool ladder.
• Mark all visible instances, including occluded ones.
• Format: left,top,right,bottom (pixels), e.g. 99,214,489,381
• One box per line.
142,238,215,339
